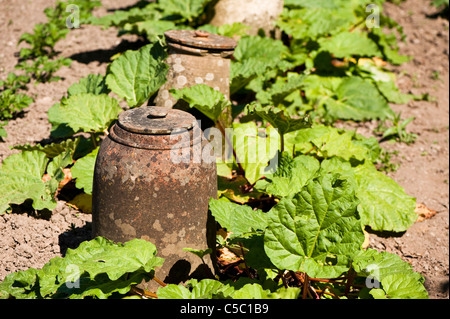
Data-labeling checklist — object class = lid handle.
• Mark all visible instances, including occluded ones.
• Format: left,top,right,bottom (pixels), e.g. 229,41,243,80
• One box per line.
194,30,210,38
148,107,169,119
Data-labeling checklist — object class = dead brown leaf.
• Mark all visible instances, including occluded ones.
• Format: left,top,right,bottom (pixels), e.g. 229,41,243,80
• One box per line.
41,168,72,189
217,247,241,266
415,202,437,222
58,168,72,189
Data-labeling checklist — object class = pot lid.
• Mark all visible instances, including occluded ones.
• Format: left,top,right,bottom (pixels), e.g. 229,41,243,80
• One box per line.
164,29,237,50
117,106,195,135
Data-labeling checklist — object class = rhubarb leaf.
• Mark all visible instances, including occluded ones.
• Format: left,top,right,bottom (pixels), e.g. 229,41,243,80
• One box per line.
260,152,320,198
105,43,168,108
231,122,280,184
71,147,99,195
48,93,122,134
209,198,267,237
158,0,213,22
353,249,428,299
301,75,394,121
318,31,382,59
287,125,379,162
354,164,417,232
0,150,56,214
67,74,109,97
276,6,355,40
264,173,364,278
170,84,231,123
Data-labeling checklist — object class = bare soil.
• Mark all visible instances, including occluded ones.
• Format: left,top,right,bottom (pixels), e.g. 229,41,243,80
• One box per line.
0,0,448,298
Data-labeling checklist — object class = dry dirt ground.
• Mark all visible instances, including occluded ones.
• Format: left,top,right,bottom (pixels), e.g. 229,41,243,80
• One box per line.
0,0,448,298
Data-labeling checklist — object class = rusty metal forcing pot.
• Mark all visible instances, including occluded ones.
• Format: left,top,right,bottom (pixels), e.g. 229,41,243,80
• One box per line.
92,106,217,285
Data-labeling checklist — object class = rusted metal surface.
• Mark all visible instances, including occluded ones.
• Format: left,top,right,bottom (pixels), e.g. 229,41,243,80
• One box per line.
154,30,237,129
92,106,217,287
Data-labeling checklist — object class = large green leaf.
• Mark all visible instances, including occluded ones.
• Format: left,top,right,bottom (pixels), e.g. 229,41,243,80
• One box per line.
287,125,379,162
48,93,122,134
209,198,267,237
354,164,417,232
226,283,301,299
230,58,267,94
276,6,356,40
0,141,82,214
320,157,417,233
353,249,428,299
0,149,47,177
231,36,290,94
264,173,364,278
0,150,56,214
318,31,381,59
0,267,40,299
156,282,192,299
373,273,429,299
255,73,306,106
158,0,213,22
170,84,231,123
71,147,99,195
325,76,393,121
231,122,280,184
234,36,288,63
61,237,163,282
258,152,320,198
301,75,342,101
302,75,394,121
67,73,109,97
357,58,420,104
230,283,272,299
105,43,168,108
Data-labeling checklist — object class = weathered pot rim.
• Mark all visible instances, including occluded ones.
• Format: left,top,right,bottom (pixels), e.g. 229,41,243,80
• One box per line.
164,29,237,51
108,106,201,150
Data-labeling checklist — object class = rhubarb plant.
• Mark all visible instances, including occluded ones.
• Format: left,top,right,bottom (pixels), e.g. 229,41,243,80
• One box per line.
0,72,34,139
206,169,427,299
0,139,81,214
0,231,428,299
0,237,163,299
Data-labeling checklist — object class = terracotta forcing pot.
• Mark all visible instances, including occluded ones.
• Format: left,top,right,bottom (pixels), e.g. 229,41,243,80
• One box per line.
155,29,237,129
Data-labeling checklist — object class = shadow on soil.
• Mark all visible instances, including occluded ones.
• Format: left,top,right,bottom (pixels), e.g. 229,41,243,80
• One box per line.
69,39,149,65
58,222,93,256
